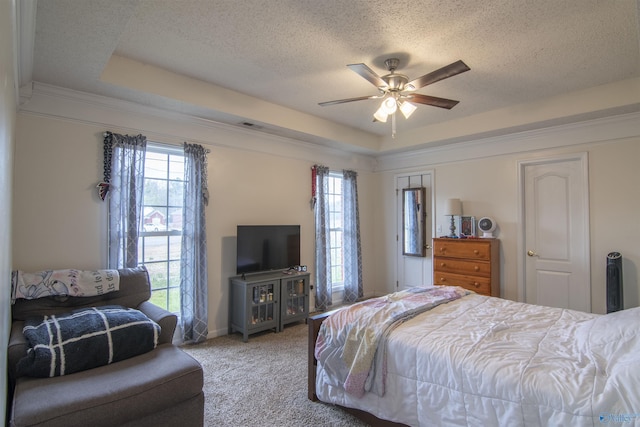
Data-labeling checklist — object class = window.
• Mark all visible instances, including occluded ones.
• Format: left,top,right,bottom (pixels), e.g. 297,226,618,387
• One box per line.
327,172,343,292
138,144,185,312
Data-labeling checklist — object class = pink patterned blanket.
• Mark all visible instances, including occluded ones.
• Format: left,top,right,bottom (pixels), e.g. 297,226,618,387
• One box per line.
314,286,470,397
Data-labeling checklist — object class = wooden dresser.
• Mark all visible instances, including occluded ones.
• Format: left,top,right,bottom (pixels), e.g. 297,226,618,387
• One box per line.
433,238,500,297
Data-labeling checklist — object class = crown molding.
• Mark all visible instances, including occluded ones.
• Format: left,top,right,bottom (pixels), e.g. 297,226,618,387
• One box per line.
20,83,639,175
375,110,640,172
19,82,377,172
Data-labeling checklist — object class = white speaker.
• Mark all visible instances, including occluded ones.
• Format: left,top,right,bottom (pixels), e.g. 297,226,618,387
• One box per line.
477,217,496,238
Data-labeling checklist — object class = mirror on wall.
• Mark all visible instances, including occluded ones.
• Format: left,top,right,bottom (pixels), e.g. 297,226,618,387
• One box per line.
402,187,427,257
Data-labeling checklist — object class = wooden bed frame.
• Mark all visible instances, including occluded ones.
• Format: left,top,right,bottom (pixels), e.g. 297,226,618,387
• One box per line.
307,310,407,427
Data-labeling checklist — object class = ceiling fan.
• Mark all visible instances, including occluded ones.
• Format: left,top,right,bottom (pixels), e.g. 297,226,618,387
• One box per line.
319,58,470,137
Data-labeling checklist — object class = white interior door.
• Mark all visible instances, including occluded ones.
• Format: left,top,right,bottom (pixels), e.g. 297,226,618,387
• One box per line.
520,154,591,312
396,172,433,290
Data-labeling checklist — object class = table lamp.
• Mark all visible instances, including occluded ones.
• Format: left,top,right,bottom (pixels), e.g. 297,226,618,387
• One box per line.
444,198,462,238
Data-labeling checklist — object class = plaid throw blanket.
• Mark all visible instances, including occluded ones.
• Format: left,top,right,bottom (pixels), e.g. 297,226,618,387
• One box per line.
11,269,120,303
315,286,470,397
18,305,160,377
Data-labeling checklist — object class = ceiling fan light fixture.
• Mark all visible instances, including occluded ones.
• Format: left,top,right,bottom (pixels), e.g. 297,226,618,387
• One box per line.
320,57,470,138
399,101,417,119
382,97,397,114
373,105,389,122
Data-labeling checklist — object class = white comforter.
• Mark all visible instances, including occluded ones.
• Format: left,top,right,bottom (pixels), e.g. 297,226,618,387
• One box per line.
315,293,640,426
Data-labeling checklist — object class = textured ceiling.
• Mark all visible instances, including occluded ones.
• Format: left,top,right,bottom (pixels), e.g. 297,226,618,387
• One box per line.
26,0,640,153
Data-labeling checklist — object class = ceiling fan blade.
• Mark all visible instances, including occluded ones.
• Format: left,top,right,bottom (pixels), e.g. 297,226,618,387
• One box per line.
347,63,388,89
408,94,460,109
318,95,380,106
407,60,470,90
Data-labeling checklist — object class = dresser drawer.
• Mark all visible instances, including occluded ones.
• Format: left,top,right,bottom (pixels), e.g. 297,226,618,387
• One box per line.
434,272,491,295
433,239,491,260
433,258,491,277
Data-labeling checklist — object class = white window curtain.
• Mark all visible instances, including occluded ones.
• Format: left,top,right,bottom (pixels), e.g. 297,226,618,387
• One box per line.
342,170,363,303
314,165,332,311
181,142,209,343
105,132,147,269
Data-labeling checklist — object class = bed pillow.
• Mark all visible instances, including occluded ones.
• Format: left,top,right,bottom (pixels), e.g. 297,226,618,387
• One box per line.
585,307,640,369
17,305,160,377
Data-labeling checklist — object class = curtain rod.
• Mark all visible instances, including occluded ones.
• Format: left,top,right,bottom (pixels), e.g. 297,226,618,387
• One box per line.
103,132,211,153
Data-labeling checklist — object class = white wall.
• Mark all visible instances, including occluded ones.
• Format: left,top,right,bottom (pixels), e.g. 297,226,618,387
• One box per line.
1,0,17,419
13,109,378,337
376,130,640,314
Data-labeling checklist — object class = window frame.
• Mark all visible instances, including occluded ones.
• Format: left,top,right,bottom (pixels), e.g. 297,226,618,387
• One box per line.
138,143,185,313
327,172,344,296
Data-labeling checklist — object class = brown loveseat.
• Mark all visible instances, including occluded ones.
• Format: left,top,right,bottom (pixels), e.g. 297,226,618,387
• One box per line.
8,266,204,427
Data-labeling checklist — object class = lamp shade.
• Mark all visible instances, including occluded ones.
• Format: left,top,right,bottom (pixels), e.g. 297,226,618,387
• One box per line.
382,97,397,114
373,105,389,122
444,198,462,216
399,101,417,119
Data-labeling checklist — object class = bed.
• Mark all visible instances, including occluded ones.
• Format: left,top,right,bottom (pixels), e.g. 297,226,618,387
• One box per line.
307,286,640,427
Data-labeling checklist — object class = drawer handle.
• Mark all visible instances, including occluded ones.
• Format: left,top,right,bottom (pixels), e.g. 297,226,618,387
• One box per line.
474,266,480,271
474,282,480,288
440,263,446,267
440,277,446,283
473,250,479,255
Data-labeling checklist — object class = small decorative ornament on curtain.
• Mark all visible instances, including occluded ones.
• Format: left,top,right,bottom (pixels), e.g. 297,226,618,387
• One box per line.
181,142,209,344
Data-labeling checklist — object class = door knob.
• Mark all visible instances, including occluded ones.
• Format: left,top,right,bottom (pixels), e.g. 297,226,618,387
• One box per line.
527,250,538,257
424,244,431,250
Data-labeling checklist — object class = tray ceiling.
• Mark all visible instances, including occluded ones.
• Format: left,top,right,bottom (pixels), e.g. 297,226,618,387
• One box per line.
21,0,640,154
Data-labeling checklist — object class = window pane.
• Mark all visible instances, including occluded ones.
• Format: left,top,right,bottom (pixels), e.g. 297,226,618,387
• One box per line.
145,152,168,179
143,236,168,262
331,266,342,282
331,249,343,266
330,212,342,229
146,262,168,290
330,231,341,248
168,287,181,313
169,235,182,259
169,260,180,283
150,289,168,310
168,154,184,180
168,208,183,231
168,180,184,206
144,178,168,206
330,249,340,266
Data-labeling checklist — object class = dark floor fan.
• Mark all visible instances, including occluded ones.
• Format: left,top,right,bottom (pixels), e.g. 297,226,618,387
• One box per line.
606,252,623,313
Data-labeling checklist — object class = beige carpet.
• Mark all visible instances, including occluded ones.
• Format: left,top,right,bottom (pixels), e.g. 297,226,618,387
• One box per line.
182,323,368,427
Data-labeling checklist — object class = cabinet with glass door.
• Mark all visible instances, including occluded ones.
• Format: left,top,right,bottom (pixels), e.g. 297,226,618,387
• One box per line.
280,274,310,331
229,277,279,342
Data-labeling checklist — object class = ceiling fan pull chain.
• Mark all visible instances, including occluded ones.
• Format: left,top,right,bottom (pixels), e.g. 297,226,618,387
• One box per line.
392,112,397,139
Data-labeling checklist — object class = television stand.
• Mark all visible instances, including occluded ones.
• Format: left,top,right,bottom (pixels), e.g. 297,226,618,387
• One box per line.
229,271,310,342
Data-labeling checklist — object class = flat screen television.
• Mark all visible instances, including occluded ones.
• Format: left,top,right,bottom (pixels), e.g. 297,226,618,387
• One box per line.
236,225,301,275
